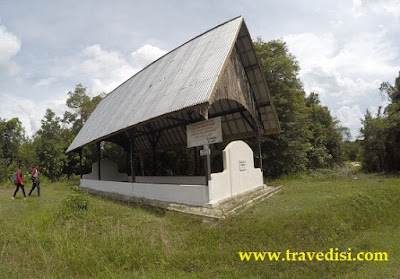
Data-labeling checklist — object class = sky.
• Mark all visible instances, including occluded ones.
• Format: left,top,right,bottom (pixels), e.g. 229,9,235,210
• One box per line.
0,0,399,139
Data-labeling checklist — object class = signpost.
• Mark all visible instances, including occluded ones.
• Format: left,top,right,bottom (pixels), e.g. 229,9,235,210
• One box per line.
187,117,222,185
186,117,222,148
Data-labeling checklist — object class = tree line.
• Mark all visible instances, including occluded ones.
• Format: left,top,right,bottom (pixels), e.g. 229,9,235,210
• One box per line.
1,39,397,182
360,72,400,172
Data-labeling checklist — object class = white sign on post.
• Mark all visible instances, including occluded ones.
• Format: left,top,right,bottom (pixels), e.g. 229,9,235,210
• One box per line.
187,117,223,148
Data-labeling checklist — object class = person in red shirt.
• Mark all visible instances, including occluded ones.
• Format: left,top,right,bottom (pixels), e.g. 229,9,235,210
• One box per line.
12,164,27,200
28,164,40,197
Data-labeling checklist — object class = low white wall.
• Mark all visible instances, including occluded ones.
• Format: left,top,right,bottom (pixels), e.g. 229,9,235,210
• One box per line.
134,183,208,206
81,140,263,207
80,179,208,206
135,176,206,185
81,179,133,196
208,140,263,205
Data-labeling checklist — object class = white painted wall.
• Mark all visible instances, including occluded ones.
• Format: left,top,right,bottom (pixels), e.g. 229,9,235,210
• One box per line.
81,179,133,196
208,140,263,205
80,179,208,206
134,183,208,206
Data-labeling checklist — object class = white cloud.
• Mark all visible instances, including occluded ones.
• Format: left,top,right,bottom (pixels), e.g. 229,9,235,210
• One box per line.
362,0,400,18
284,29,398,135
0,25,21,75
68,43,167,96
131,44,167,68
351,0,364,18
0,94,66,137
35,77,56,87
333,30,398,77
5,43,169,137
334,105,364,139
283,33,337,73
77,44,138,96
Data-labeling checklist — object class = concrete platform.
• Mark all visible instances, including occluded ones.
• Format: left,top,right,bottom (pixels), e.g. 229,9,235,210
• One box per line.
83,184,282,219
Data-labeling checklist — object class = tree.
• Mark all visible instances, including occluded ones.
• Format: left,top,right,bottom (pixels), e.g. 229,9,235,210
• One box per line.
34,109,67,180
63,84,106,134
0,118,26,182
62,84,106,176
254,39,312,176
306,93,343,168
360,110,387,172
380,72,400,171
0,117,25,163
360,71,400,172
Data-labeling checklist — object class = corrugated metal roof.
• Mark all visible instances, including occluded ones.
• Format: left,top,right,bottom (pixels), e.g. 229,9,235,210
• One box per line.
67,17,242,152
67,16,280,153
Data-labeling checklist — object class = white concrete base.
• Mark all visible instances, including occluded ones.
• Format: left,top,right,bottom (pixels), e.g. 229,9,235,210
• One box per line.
80,179,209,206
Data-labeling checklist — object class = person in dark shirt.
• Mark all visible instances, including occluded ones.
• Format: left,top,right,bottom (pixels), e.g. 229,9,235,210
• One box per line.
28,164,40,197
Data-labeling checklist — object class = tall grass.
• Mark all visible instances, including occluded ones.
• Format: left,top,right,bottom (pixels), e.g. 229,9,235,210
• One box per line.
0,173,399,278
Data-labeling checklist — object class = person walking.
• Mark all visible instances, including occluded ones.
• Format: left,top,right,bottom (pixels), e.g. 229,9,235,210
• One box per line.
12,164,27,200
28,164,40,197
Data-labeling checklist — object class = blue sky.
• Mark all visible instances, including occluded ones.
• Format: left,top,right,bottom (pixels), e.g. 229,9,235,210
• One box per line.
0,0,399,138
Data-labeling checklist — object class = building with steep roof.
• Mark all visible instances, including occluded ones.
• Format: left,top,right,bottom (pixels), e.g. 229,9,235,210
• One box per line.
67,16,280,207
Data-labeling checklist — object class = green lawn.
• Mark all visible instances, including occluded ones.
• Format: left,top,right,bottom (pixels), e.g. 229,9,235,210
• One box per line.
0,173,399,278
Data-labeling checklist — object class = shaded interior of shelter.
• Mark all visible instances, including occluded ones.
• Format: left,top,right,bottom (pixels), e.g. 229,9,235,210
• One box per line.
84,99,263,184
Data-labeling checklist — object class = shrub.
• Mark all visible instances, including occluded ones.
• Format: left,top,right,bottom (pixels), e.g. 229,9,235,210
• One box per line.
59,193,89,219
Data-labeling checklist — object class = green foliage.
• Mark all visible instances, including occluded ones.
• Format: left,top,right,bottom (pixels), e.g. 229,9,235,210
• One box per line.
254,39,310,176
306,93,344,168
59,193,89,219
63,84,106,134
341,140,361,161
0,117,25,163
254,39,344,177
34,109,67,180
360,71,400,172
0,118,27,183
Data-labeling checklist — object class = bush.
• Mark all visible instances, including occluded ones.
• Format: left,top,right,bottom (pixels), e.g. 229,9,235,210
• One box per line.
62,194,89,211
59,193,89,219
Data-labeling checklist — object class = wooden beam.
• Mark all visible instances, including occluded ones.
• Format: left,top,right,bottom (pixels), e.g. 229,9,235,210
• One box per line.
202,114,211,186
97,142,101,180
79,148,83,179
128,130,136,182
256,131,263,171
240,111,256,132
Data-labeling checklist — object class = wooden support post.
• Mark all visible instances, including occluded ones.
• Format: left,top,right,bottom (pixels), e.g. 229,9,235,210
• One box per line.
152,147,157,175
200,110,211,186
79,148,83,179
130,135,136,182
139,153,144,176
256,132,263,172
194,146,198,176
205,145,211,185
97,142,101,180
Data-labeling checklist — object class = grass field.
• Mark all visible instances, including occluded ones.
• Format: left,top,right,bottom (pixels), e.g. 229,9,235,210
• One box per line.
0,172,399,278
